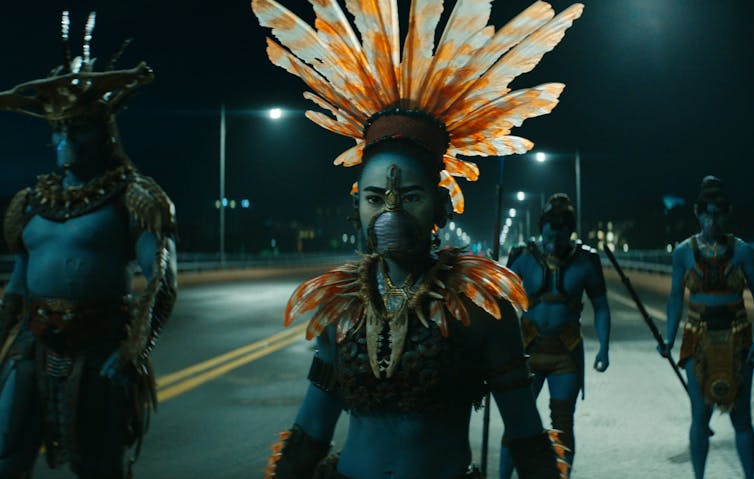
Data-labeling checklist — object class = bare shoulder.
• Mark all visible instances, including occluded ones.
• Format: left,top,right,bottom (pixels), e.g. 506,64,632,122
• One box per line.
732,237,753,262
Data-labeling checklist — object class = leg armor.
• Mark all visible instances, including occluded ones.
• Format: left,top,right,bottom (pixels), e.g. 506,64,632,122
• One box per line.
549,399,576,455
507,432,567,479
265,424,330,479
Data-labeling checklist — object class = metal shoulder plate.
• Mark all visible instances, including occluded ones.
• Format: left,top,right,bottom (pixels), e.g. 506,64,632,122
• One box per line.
506,245,527,268
125,173,177,236
577,243,601,267
3,188,32,253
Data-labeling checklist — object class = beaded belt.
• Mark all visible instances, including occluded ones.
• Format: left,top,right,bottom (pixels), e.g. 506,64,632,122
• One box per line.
26,296,131,353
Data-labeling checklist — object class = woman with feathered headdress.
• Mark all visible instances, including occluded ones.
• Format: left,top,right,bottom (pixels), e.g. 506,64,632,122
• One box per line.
251,1,583,477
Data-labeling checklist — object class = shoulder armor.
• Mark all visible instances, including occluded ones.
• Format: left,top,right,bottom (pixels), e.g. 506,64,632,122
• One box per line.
3,188,32,253
285,258,367,342
506,245,526,268
125,173,177,236
575,241,598,255
577,243,602,267
447,251,528,316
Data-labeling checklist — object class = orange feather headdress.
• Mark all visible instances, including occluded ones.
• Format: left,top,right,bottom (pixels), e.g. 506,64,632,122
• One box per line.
252,0,583,214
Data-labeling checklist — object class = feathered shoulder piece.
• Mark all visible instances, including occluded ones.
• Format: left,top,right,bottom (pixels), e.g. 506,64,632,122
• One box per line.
252,0,583,214
284,249,528,342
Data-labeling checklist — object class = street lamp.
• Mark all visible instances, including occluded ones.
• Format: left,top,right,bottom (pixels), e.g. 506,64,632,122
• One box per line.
516,191,526,201
508,208,517,218
535,151,546,163
269,107,283,120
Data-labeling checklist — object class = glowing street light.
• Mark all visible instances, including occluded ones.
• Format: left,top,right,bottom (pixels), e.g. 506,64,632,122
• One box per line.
516,191,526,202
535,151,546,163
269,107,283,120
508,208,517,218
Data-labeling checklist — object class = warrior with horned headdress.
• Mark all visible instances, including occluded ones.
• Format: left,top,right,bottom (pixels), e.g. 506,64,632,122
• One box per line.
0,12,177,479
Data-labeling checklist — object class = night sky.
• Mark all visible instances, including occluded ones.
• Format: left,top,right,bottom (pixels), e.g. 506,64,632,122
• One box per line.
1,1,753,252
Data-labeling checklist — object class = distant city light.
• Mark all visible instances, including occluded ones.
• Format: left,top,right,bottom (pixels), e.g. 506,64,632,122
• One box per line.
342,233,348,243
349,235,356,244
241,199,251,209
444,233,450,241
229,200,237,209
449,221,456,231
623,243,629,252
271,238,277,248
221,198,229,207
666,243,673,253
508,208,517,217
269,108,283,120
214,200,221,209
516,191,525,201
505,218,513,227
535,152,546,163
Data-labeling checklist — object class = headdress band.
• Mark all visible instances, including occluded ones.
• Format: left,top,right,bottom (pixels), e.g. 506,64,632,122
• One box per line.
364,107,450,161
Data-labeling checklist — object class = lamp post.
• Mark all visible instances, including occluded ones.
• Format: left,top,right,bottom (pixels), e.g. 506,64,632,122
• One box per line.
219,103,226,266
219,105,283,263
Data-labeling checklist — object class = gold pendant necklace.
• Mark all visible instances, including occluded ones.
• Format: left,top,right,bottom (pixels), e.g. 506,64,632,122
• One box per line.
365,261,416,379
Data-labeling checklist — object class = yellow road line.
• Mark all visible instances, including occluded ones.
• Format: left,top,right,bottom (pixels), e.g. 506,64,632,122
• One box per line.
157,331,303,402
156,323,306,388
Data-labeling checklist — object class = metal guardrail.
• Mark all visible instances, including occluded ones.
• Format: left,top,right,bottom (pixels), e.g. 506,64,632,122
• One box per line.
0,252,353,283
0,249,674,283
601,249,672,274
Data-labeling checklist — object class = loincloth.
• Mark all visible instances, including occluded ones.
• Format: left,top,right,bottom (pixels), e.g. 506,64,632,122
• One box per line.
680,301,752,410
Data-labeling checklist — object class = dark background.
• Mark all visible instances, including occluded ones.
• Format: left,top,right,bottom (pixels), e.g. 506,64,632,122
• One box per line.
0,0,752,253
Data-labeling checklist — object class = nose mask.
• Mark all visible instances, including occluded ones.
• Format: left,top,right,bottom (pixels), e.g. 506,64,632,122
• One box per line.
366,165,426,259
369,210,422,257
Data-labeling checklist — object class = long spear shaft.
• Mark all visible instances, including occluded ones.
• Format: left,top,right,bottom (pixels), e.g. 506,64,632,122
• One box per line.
602,245,688,392
481,157,506,475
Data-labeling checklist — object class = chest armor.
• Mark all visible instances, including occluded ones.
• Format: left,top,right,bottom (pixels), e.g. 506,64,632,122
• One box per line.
526,242,583,312
336,316,483,414
285,249,529,415
684,235,745,295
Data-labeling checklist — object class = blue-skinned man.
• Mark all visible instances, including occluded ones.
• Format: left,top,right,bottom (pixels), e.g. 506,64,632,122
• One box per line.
252,1,585,477
0,12,177,479
659,176,754,479
500,194,611,477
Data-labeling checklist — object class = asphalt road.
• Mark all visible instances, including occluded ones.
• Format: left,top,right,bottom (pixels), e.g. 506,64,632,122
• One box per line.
30,265,754,479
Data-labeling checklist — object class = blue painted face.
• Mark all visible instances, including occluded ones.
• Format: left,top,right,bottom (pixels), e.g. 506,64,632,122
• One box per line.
697,202,730,239
358,151,437,259
51,119,109,174
541,222,572,256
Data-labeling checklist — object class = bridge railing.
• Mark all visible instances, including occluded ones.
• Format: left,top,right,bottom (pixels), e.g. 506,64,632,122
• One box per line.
0,249,674,283
0,252,354,283
600,249,673,274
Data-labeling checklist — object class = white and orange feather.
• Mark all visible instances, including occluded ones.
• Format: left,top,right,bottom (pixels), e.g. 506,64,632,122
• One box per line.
252,0,583,214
